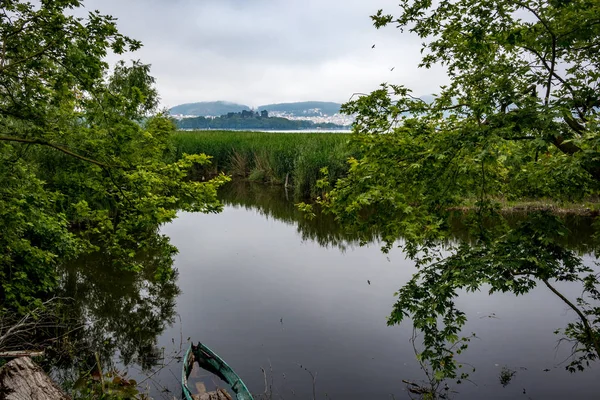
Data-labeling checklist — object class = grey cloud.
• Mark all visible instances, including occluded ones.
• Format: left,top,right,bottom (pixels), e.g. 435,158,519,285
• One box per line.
81,0,449,107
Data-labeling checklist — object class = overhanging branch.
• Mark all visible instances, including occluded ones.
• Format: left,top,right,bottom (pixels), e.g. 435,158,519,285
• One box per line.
543,279,600,359
0,135,112,168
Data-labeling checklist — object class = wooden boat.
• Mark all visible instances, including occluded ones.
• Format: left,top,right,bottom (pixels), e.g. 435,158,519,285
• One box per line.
182,342,254,400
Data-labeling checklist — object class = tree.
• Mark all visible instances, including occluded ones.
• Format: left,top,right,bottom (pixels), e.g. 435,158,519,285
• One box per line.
0,0,228,312
316,0,600,382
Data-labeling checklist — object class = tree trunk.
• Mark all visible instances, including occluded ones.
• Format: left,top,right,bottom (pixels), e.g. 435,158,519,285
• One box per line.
0,357,70,400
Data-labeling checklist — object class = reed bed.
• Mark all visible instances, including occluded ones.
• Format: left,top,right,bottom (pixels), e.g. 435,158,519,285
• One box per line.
170,130,353,198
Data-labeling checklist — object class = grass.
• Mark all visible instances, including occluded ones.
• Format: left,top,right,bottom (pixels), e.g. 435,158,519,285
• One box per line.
169,130,354,198
451,197,600,216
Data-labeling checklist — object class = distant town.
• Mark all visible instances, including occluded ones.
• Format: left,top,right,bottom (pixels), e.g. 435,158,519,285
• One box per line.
263,110,354,126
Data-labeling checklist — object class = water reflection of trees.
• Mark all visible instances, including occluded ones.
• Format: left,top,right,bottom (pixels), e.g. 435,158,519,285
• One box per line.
220,181,600,255
219,181,374,250
220,182,600,388
44,231,180,389
447,211,600,256
35,182,599,396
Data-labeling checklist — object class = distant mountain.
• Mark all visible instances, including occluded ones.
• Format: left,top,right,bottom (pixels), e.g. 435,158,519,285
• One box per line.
170,97,434,119
258,101,342,117
170,101,250,116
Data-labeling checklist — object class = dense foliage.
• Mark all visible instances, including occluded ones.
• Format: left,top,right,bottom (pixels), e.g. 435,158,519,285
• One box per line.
171,131,352,197
313,0,600,383
0,0,228,313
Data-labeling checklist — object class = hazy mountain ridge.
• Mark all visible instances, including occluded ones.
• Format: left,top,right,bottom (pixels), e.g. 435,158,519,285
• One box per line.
170,101,250,116
169,101,342,117
169,97,435,118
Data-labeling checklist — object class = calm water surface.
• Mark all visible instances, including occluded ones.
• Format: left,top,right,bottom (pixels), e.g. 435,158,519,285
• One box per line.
140,183,597,399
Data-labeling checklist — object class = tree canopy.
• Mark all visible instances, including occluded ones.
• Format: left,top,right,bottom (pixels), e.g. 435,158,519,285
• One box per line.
314,0,600,383
0,0,228,312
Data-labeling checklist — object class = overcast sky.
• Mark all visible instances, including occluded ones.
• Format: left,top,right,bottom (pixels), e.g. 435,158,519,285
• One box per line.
82,0,449,108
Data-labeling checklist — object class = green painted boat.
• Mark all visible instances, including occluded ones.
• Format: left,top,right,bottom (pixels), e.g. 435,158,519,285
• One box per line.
182,342,254,400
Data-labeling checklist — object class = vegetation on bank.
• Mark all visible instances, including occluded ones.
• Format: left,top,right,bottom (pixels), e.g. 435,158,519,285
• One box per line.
171,130,600,212
170,130,354,197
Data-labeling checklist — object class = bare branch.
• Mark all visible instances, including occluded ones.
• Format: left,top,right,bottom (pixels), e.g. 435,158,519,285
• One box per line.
545,36,557,107
543,279,600,359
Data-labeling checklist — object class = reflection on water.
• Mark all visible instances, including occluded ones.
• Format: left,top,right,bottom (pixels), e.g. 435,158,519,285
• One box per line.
446,211,600,256
221,182,600,255
60,182,599,399
51,232,180,391
218,181,369,251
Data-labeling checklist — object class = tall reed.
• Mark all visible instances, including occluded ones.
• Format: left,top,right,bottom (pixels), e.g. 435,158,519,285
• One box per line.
169,130,353,198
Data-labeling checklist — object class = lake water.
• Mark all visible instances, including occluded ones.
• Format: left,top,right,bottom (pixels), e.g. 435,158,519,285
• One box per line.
113,182,595,400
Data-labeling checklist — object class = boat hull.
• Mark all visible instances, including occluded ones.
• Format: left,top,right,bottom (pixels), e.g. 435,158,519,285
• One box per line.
182,342,254,400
